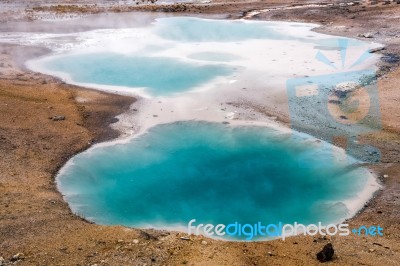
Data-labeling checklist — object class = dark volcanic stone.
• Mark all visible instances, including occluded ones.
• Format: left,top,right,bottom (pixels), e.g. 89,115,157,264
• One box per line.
381,54,400,64
51,115,66,121
328,100,341,104
316,243,335,262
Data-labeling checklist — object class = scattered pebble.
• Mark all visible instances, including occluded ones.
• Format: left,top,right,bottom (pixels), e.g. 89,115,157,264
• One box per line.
0,257,4,266
133,239,139,244
50,115,65,121
11,253,24,261
381,54,400,64
369,47,385,53
359,32,374,38
201,240,208,245
323,235,331,241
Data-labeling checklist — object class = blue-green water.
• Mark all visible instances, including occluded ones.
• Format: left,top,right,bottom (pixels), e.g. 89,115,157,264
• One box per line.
58,122,370,240
39,17,368,96
45,53,234,95
153,17,292,42
153,17,364,46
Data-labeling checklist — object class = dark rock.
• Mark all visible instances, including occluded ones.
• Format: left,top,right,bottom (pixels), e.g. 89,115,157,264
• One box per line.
381,54,400,64
109,117,119,124
139,230,158,240
358,32,374,38
369,47,385,53
334,90,349,98
328,100,341,104
10,253,24,262
316,243,334,262
51,115,65,121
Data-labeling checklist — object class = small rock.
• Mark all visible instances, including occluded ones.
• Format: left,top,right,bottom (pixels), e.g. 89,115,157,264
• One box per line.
139,230,157,240
201,240,208,245
11,253,24,261
359,32,374,38
323,235,331,241
180,236,191,241
383,174,389,178
369,47,385,53
369,248,375,252
117,239,124,243
51,115,65,121
0,257,4,266
267,251,275,256
133,239,139,244
328,100,341,104
381,54,400,64
316,243,334,262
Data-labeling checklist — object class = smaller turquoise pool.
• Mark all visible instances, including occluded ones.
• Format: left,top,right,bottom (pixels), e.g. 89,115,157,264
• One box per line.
44,53,234,95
